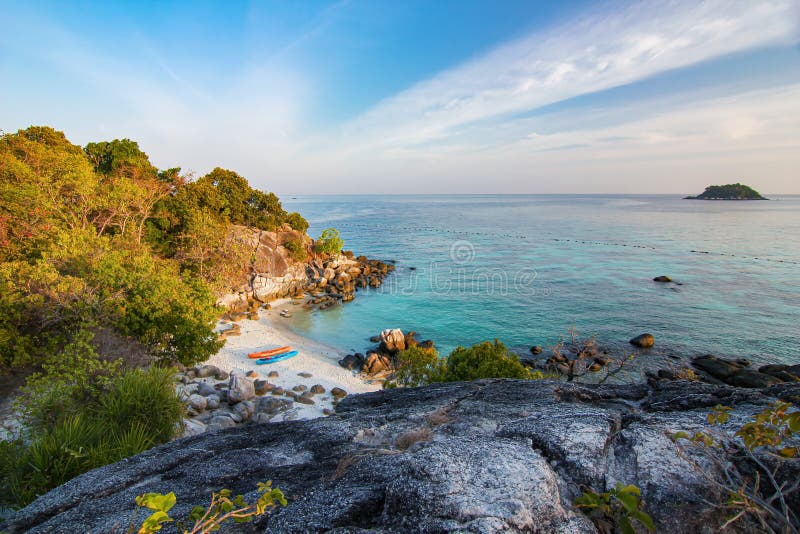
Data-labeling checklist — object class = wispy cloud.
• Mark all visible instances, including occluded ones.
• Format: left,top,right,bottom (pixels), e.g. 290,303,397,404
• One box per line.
339,0,798,153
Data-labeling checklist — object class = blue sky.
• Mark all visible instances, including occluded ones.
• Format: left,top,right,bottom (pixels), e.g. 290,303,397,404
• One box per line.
1,0,799,193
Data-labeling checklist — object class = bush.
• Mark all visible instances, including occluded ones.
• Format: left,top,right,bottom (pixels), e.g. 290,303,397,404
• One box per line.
0,366,184,509
314,228,344,255
284,237,307,262
444,340,539,381
390,340,542,388
285,211,309,233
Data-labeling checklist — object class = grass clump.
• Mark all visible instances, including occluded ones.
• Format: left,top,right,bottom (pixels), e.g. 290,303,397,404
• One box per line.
0,364,183,509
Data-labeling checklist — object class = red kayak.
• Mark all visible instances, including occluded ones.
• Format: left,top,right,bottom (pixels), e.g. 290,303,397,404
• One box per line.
247,346,292,359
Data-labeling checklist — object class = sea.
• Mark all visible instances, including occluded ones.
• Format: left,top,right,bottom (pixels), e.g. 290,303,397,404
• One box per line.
281,195,800,368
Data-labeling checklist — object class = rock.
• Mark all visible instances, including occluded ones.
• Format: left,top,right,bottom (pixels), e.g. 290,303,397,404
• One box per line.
217,389,229,403
268,371,279,378
187,394,207,412
195,365,220,379
295,395,315,405
653,275,673,282
233,400,255,421
216,370,229,381
405,331,419,348
629,333,655,348
330,387,348,399
254,379,273,395
310,384,325,394
369,335,381,343
196,382,216,397
206,394,220,410
246,370,258,378
758,364,800,382
418,340,435,350
727,370,783,388
362,353,393,374
13,380,800,534
271,387,285,396
182,418,206,437
227,375,255,404
256,397,293,416
530,345,543,355
692,354,748,380
338,353,365,371
379,328,406,353
206,415,237,431
298,372,313,378
292,385,308,392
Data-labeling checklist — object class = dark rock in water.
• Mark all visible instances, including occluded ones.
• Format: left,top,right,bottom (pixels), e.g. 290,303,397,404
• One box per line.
759,364,800,382
418,339,435,350
530,345,543,355
727,370,783,388
629,333,655,348
692,354,748,380
653,275,672,282
369,335,381,343
8,380,800,533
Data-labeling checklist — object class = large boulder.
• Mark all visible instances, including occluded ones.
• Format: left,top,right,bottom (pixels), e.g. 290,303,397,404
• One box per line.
362,353,393,374
227,375,255,404
7,380,800,533
379,328,406,353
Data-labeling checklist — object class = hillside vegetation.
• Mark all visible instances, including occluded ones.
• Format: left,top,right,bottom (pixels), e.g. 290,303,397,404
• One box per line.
0,126,308,508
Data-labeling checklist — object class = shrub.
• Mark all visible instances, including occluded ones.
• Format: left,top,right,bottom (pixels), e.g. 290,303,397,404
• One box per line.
389,340,542,388
0,366,184,508
285,211,309,233
283,237,307,262
444,340,539,381
314,228,344,255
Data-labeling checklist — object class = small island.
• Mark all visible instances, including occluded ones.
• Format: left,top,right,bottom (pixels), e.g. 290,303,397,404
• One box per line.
684,182,767,200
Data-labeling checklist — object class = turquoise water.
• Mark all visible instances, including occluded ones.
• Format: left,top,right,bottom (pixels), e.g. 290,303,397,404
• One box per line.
281,195,800,366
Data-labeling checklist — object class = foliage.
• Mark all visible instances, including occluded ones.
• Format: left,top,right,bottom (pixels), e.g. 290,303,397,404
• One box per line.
285,211,309,232
444,340,540,381
314,228,344,255
671,402,800,532
0,366,183,508
392,346,446,387
575,483,655,534
689,183,766,200
389,340,543,388
132,481,287,534
283,237,308,262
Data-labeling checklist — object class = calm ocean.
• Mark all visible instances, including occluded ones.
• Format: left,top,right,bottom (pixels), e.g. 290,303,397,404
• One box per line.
281,195,800,366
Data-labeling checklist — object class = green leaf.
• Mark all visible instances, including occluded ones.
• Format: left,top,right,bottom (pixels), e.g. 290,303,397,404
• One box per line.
788,412,800,433
135,492,176,513
778,447,797,458
632,509,656,532
189,505,206,521
619,515,635,534
616,491,639,514
138,510,173,534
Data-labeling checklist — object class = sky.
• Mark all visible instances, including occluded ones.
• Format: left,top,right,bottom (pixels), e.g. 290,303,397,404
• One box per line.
1,0,799,194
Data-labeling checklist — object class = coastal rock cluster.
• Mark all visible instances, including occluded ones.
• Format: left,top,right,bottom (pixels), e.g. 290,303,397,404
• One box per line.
688,354,800,388
216,225,394,312
175,365,349,435
339,328,435,377
7,379,799,533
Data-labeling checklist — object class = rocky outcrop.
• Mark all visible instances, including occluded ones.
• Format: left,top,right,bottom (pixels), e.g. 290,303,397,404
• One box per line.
6,379,799,533
216,226,394,312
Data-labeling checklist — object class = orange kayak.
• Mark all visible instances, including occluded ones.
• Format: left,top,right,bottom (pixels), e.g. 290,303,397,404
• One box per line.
247,346,292,359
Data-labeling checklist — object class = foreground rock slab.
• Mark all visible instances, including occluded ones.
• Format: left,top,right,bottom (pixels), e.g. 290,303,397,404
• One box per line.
5,379,799,533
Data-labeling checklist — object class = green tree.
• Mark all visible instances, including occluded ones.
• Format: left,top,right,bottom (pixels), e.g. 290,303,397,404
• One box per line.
444,340,535,381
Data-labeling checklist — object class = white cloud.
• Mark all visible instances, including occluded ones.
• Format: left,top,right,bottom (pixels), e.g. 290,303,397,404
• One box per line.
338,0,798,153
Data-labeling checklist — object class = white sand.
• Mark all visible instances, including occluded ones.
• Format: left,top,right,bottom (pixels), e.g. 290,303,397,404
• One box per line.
204,299,379,421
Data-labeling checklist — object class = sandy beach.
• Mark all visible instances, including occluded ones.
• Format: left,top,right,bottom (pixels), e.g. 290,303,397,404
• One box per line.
204,298,380,421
